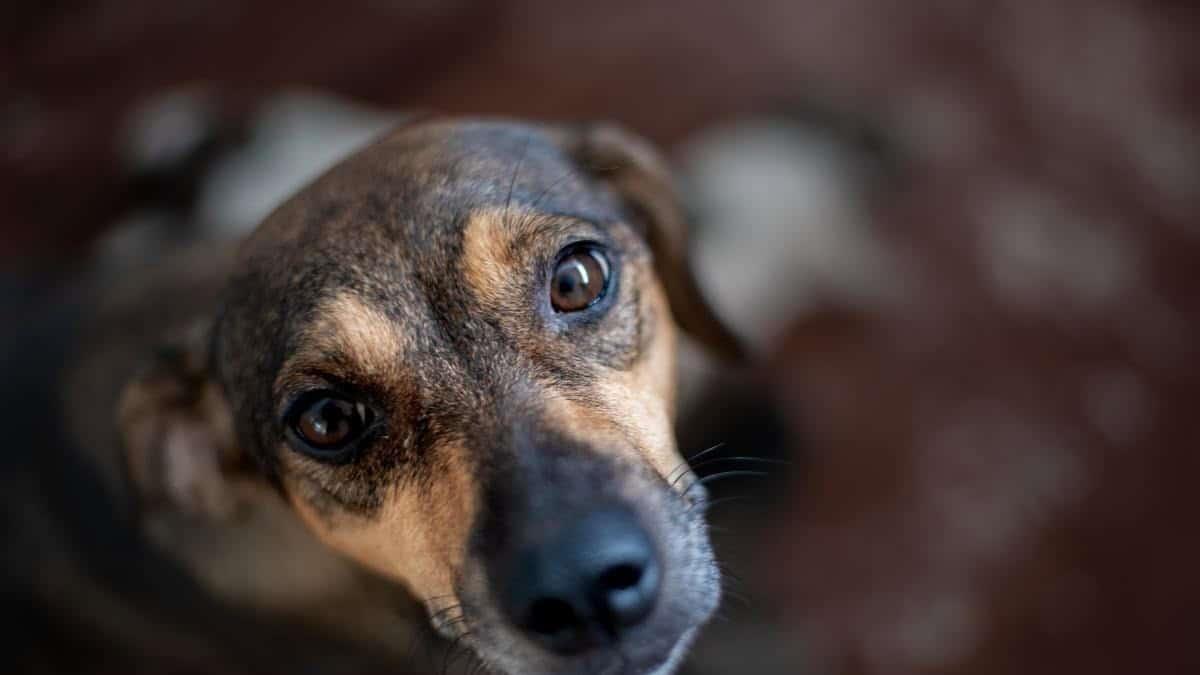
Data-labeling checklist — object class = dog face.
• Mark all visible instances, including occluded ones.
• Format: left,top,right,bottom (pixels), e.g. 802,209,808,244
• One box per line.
131,119,740,674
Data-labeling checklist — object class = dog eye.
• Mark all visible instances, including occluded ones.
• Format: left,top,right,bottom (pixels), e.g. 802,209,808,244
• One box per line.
287,393,372,458
550,246,610,313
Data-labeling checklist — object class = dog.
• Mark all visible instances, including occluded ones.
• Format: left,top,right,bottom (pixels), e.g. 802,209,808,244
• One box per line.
19,117,744,674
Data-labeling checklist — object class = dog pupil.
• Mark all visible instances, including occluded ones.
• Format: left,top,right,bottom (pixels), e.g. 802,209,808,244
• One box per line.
557,273,579,295
303,398,354,445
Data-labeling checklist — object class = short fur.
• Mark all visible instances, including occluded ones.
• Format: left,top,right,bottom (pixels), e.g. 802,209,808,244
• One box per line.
87,119,738,674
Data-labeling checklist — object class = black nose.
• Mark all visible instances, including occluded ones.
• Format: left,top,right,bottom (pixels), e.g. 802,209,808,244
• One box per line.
501,506,662,654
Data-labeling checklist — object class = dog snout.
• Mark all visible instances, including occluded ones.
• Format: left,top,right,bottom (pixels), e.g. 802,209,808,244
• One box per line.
500,505,662,654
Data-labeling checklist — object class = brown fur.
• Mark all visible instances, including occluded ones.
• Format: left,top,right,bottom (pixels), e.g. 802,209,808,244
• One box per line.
284,438,478,613
280,292,410,393
110,118,738,675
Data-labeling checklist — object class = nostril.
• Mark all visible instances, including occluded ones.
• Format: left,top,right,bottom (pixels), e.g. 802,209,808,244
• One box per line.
524,597,582,638
597,563,642,591
592,557,660,631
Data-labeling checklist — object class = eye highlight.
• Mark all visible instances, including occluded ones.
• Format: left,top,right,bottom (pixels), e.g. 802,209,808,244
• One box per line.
550,245,611,313
285,391,374,461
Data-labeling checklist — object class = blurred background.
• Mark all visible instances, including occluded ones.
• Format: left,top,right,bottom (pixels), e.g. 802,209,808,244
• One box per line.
3,0,1199,673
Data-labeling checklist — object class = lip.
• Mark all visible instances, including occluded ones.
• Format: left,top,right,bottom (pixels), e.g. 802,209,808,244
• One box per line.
647,627,699,675
582,629,698,675
448,603,704,675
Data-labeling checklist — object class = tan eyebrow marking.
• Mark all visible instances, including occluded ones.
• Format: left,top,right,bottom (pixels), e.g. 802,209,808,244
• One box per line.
460,206,589,312
460,206,528,311
275,291,407,394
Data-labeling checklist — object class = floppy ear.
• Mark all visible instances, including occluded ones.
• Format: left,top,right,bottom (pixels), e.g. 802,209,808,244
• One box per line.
557,124,746,362
118,319,245,519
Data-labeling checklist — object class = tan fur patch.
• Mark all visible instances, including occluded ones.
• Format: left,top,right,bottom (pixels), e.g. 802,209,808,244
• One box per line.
276,291,406,393
283,440,478,609
538,274,685,485
594,276,683,482
460,207,523,311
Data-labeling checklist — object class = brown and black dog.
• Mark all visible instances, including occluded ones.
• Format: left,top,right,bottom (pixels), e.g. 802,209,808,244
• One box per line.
22,118,743,674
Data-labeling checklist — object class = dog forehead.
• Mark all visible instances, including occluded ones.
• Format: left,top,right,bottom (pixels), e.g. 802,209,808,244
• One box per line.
237,120,625,286
220,120,636,387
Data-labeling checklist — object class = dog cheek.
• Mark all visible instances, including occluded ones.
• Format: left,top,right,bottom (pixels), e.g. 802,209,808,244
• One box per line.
419,442,481,580
603,280,683,482
282,473,475,607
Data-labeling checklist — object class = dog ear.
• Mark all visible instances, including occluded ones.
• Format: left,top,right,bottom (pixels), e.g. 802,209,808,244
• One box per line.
118,320,245,519
556,124,746,362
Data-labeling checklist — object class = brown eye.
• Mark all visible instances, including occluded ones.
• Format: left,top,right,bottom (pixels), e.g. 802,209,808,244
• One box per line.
288,394,372,457
550,247,610,313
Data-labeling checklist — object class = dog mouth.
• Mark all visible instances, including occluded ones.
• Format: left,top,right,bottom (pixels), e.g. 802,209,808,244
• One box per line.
636,627,702,675
429,616,703,675
569,630,702,675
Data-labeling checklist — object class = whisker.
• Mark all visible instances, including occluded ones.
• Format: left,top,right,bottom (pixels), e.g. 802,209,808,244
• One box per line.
440,639,454,675
686,442,728,464
671,457,788,489
698,470,771,485
403,619,425,666
680,469,772,498
442,630,476,675
529,166,578,212
667,443,737,486
690,456,791,472
720,582,753,608
502,135,532,230
417,620,440,670
666,460,690,485
428,603,464,624
667,459,699,487
695,495,761,512
715,566,753,605
717,563,745,585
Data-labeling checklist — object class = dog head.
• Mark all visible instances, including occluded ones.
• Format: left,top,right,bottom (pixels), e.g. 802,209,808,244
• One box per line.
121,119,741,674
